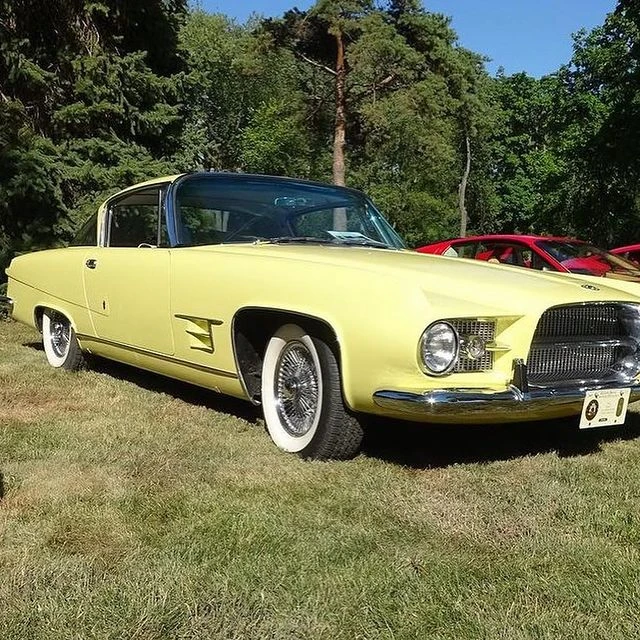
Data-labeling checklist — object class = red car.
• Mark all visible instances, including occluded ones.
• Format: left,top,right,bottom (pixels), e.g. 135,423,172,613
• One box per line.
611,244,640,264
417,234,640,280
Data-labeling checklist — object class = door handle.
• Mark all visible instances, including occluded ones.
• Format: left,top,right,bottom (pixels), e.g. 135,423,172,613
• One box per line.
85,259,97,269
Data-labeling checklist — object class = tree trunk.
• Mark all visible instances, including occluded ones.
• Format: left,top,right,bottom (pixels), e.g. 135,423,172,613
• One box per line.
332,27,347,230
458,132,471,237
332,28,346,187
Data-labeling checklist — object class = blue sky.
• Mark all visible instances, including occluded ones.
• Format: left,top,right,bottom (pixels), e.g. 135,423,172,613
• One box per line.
199,0,616,77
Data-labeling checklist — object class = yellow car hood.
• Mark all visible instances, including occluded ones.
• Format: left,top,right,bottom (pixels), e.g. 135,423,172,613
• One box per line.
189,244,640,316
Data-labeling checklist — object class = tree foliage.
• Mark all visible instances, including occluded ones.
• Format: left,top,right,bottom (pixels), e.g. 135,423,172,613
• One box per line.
471,2,640,246
0,0,185,273
2,0,640,276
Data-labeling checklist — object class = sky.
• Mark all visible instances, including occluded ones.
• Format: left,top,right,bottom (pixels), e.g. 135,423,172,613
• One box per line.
199,0,617,77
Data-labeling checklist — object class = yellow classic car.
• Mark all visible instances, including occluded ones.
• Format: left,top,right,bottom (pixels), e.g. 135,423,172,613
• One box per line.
4,172,640,459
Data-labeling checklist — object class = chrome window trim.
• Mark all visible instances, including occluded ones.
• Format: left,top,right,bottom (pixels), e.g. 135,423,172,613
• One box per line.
103,182,172,248
165,172,407,249
76,333,238,379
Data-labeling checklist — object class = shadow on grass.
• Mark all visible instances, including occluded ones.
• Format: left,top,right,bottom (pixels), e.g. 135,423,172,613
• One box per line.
22,342,261,425
360,411,640,469
91,357,262,424
21,340,640,467
23,341,43,351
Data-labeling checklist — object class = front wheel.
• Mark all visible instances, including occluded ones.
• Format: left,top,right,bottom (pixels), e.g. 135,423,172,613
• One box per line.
42,309,86,371
261,324,363,460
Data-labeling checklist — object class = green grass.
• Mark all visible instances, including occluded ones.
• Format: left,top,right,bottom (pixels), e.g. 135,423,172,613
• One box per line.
3,320,640,639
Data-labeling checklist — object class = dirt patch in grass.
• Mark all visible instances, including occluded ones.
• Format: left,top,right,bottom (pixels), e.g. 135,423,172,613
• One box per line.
0,461,124,511
0,393,90,424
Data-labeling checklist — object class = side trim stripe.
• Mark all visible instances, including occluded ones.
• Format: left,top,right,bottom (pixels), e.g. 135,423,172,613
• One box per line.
76,333,239,379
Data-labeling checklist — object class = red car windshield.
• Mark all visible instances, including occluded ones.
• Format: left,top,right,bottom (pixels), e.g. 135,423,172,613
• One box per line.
536,240,640,277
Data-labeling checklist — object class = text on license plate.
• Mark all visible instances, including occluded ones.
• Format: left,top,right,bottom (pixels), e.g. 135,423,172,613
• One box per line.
579,388,631,429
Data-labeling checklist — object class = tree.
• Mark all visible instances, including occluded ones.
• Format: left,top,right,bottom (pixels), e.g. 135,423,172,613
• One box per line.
560,2,640,243
0,0,186,276
177,11,308,175
261,0,490,245
263,0,375,186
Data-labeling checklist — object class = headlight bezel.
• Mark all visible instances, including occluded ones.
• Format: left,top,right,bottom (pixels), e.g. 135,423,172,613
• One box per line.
419,321,460,376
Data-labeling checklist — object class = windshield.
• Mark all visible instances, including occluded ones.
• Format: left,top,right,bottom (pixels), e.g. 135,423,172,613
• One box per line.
536,240,640,277
173,174,406,249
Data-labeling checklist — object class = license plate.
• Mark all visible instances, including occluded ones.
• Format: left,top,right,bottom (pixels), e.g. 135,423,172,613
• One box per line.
579,388,631,429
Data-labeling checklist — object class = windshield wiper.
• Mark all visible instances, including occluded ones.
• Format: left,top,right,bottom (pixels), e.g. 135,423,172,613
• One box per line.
265,236,392,249
266,236,336,245
331,237,392,249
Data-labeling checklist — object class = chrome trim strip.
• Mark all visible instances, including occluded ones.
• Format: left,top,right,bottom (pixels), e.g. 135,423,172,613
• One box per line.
531,338,635,349
103,181,173,248
0,295,14,316
75,333,238,379
174,313,223,325
486,342,510,352
373,380,640,420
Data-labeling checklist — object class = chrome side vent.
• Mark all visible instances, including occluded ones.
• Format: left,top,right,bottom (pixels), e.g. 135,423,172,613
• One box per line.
174,314,223,353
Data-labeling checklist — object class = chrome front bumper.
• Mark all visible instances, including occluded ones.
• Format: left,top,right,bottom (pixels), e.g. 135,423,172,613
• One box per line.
0,295,13,317
373,382,640,423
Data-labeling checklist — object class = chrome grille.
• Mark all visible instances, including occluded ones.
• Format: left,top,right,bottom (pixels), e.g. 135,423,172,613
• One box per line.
451,320,495,373
527,303,639,386
534,304,619,339
527,344,620,384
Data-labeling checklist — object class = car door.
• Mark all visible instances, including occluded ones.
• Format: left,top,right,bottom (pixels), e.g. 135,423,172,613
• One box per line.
83,185,174,355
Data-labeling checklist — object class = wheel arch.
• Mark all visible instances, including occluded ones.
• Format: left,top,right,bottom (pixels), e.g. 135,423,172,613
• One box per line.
232,307,343,405
34,304,78,334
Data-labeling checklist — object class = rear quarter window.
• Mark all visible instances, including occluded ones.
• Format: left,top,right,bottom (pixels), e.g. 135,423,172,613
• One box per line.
70,213,98,246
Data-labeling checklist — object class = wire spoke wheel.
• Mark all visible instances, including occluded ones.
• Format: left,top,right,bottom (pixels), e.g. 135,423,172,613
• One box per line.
49,311,71,358
274,341,320,437
261,323,363,460
42,309,86,371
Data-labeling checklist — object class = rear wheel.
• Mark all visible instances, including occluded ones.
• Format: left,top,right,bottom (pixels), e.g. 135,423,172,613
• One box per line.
261,324,363,460
42,309,86,371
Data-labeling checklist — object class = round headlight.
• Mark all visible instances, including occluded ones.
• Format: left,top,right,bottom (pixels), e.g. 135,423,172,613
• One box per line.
419,321,459,375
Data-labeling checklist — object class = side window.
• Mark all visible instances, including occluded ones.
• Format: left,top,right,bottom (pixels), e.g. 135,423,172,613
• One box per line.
530,250,551,270
70,213,98,246
494,244,516,265
108,187,167,248
442,242,477,258
501,245,533,268
453,242,478,259
476,242,526,266
517,247,533,268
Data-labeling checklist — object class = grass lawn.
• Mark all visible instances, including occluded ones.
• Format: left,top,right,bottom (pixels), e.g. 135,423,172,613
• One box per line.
2,319,640,639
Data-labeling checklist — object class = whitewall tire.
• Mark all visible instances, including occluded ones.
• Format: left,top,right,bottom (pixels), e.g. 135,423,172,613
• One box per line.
261,323,363,460
42,309,86,371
